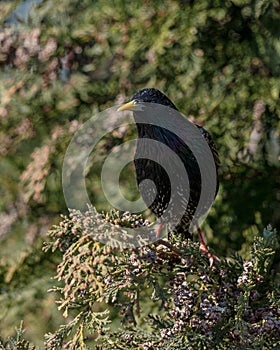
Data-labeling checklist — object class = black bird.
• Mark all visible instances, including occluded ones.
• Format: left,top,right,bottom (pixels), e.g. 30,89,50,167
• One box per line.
118,88,220,259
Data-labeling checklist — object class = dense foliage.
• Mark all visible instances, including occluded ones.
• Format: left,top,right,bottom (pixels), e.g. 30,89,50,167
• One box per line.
42,210,280,349
0,0,279,348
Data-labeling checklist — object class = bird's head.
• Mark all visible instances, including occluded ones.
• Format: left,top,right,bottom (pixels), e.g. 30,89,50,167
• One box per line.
117,88,178,112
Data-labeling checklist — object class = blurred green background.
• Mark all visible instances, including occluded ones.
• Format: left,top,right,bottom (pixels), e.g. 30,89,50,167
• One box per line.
0,0,279,346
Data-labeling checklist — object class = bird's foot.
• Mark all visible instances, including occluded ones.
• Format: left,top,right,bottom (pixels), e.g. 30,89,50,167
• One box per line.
197,227,220,267
154,238,182,256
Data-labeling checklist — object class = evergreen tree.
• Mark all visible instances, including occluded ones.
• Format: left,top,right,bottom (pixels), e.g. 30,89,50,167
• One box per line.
0,0,279,347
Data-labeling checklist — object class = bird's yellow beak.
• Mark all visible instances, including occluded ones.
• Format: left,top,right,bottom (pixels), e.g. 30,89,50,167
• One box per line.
117,100,137,112
117,100,143,112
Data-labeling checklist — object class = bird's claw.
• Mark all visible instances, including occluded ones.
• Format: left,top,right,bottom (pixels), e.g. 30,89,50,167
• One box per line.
199,242,220,267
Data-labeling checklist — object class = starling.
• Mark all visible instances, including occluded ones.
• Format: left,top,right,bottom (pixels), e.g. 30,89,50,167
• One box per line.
118,88,219,252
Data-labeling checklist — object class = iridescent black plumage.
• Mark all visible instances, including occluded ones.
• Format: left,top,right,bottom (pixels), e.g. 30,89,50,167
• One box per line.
122,88,219,239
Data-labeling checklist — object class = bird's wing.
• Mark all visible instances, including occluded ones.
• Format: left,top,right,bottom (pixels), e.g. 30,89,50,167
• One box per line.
196,125,221,168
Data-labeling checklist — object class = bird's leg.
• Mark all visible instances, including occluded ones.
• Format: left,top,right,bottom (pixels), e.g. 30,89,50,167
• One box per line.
156,223,163,238
197,227,220,267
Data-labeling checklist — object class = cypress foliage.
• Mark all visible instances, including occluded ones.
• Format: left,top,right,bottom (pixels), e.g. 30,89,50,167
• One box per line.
0,0,279,347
